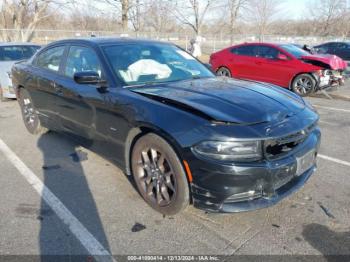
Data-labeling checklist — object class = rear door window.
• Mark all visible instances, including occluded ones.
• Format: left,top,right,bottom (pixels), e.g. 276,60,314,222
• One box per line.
231,45,258,57
34,46,66,72
257,46,280,59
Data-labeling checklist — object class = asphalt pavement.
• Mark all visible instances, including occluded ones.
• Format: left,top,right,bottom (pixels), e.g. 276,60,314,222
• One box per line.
0,84,349,261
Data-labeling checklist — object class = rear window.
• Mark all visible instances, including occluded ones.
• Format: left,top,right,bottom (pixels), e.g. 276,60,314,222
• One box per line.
231,45,258,56
0,45,40,61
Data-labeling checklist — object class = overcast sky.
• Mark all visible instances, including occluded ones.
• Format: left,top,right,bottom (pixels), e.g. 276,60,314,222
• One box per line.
281,0,307,19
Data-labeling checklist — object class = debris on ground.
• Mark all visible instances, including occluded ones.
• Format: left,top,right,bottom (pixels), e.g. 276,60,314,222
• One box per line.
131,222,146,232
272,224,280,228
42,164,61,170
69,150,88,162
318,203,335,219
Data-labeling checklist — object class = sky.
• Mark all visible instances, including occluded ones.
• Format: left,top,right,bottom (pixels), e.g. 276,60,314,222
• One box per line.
281,0,308,20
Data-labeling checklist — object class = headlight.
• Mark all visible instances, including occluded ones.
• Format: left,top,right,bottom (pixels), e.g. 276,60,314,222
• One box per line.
193,140,262,162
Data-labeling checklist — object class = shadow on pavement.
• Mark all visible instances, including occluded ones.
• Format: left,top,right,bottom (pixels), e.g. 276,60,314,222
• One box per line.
302,223,350,262
37,131,111,260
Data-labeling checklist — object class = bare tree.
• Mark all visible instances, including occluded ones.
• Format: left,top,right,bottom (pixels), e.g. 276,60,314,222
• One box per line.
247,0,283,41
0,0,75,42
144,0,176,34
308,0,347,36
226,0,247,44
104,0,131,31
172,0,215,36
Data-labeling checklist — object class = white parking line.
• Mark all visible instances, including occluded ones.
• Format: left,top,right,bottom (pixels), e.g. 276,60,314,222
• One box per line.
0,138,115,262
314,105,350,113
318,154,350,167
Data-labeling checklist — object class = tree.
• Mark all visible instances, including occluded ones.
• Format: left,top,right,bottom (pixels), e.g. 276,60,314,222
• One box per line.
0,0,75,42
144,0,176,34
308,0,347,36
104,0,131,31
172,0,215,36
247,0,283,41
226,0,247,44
1,0,49,41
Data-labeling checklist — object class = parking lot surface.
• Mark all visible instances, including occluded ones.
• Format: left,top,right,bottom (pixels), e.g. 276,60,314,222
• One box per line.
0,86,350,260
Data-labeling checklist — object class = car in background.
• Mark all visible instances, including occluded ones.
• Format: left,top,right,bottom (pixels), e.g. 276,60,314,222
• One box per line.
314,42,350,61
210,43,347,96
0,43,41,101
11,38,320,215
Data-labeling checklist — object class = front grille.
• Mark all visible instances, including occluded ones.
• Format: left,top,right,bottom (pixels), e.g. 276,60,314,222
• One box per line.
264,122,317,160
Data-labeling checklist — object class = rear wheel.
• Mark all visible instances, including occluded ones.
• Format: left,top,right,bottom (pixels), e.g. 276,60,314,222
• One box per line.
216,67,232,77
291,74,316,96
131,133,190,215
18,88,48,135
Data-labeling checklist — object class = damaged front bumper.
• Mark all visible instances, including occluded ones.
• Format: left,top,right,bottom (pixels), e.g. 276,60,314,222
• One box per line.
315,70,345,90
189,128,321,213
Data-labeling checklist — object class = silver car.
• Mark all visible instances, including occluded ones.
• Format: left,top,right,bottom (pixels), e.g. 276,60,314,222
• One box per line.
0,43,41,101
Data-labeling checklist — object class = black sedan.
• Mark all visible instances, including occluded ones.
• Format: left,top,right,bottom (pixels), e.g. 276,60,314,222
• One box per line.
314,42,350,61
11,38,321,215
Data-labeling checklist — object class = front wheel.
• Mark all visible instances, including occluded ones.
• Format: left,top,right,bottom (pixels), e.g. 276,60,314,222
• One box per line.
216,67,232,77
18,88,48,135
291,74,316,96
131,133,190,215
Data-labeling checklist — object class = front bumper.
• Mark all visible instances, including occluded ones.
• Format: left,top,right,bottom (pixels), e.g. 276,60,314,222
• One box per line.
317,70,345,89
189,128,321,213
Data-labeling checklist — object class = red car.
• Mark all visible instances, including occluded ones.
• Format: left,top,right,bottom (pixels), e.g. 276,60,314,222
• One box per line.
210,43,347,96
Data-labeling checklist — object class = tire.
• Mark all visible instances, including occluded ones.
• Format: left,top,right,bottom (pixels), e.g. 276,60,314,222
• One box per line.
18,88,48,135
216,67,232,77
291,74,316,97
131,133,190,215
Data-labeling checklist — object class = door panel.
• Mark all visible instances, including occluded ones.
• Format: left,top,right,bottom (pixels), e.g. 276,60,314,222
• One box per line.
28,45,66,124
254,46,295,87
230,45,260,80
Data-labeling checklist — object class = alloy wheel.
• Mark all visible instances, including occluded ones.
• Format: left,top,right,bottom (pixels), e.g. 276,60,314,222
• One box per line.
295,77,313,95
134,147,177,207
22,98,36,128
216,67,231,77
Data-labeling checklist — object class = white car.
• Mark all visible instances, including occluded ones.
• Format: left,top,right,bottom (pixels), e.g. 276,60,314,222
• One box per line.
0,43,41,101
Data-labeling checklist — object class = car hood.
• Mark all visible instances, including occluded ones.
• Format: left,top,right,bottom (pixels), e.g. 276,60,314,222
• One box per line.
300,54,347,70
131,77,306,125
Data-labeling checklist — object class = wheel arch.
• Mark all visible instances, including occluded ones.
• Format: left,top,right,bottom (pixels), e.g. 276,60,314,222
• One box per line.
216,65,232,75
289,72,318,90
124,125,193,202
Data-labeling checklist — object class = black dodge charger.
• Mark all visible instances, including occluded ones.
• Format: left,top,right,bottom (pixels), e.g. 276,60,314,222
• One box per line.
11,38,321,215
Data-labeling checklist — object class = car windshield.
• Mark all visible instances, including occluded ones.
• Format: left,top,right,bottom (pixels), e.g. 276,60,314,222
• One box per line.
279,44,309,58
0,45,41,61
102,43,214,86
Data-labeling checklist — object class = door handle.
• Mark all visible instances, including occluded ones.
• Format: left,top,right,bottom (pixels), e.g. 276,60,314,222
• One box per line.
255,61,262,65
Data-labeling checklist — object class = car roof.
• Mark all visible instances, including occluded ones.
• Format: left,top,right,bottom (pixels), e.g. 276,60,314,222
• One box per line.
47,37,171,47
0,42,41,47
234,42,294,47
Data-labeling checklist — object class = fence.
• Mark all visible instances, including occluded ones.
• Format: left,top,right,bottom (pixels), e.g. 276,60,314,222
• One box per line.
1,28,350,56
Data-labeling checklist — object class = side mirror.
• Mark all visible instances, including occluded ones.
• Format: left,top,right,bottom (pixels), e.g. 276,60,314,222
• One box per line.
74,71,101,85
277,54,289,60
